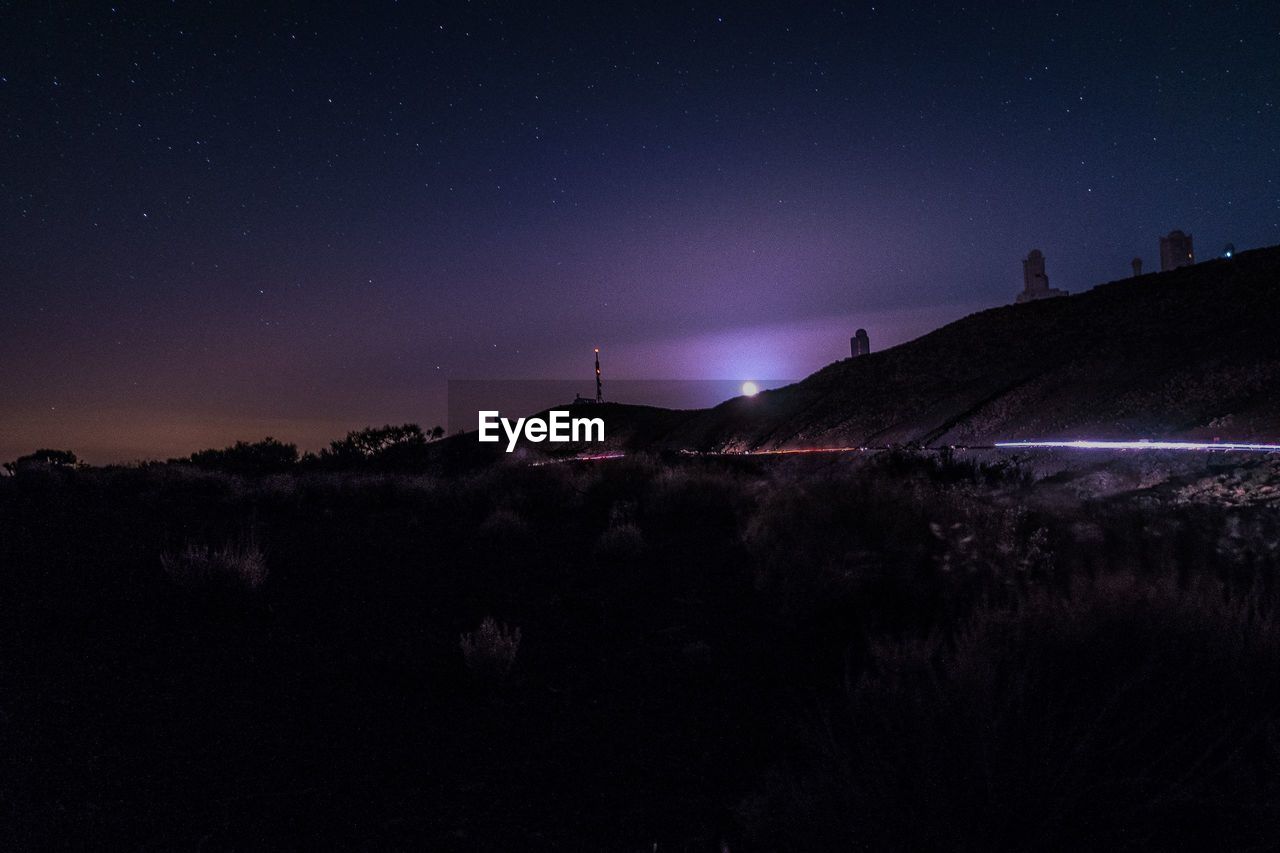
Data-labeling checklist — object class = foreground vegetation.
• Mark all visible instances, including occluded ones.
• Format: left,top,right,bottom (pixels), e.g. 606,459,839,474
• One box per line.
3,450,1280,849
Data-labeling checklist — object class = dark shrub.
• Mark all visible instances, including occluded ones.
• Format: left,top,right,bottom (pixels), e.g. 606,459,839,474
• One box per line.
747,578,1280,851
4,448,80,474
182,437,299,476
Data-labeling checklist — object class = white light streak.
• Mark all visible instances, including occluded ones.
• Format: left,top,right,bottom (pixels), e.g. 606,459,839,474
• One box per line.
995,439,1280,452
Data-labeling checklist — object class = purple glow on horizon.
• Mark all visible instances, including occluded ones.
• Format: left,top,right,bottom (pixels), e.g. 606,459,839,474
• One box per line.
3,4,1276,462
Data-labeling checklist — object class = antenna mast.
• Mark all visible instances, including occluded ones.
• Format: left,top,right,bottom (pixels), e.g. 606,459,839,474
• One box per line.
594,347,603,404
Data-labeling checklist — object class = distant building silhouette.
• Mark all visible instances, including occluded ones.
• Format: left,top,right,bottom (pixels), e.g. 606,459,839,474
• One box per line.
850,328,870,357
1131,257,1143,277
1159,230,1194,271
1015,249,1068,303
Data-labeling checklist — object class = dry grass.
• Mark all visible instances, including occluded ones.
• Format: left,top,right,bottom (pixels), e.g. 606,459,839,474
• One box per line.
460,616,521,684
160,541,268,590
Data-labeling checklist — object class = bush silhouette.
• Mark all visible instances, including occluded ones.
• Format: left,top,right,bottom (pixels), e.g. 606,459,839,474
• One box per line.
318,423,445,470
3,448,80,474
181,437,299,476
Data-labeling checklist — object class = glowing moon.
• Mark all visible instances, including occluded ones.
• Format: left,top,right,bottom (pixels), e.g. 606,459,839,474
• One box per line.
741,381,759,397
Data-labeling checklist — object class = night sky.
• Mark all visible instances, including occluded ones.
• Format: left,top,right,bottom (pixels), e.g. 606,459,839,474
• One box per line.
3,2,1277,462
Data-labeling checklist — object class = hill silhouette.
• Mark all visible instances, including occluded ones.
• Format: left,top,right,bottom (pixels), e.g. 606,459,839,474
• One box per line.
621,244,1280,451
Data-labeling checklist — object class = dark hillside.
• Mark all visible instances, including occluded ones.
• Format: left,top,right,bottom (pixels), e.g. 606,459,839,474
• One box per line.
655,245,1280,451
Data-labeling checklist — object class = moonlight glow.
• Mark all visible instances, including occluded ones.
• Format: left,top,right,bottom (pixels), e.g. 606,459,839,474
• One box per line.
742,381,759,397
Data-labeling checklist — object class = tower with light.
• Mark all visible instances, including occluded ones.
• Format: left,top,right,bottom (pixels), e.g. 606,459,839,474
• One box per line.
594,348,603,404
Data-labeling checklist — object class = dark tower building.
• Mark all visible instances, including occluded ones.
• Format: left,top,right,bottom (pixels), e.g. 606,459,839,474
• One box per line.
1159,230,1194,271
850,328,870,358
1015,249,1067,303
1131,257,1143,277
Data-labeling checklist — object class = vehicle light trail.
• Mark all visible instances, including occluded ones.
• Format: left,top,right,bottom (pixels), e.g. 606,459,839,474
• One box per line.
528,439,1280,466
529,451,627,466
995,439,1280,452
744,446,866,456
679,447,869,457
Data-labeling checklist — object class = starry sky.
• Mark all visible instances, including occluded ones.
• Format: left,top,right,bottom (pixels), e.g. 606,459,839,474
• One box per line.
2,2,1277,462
